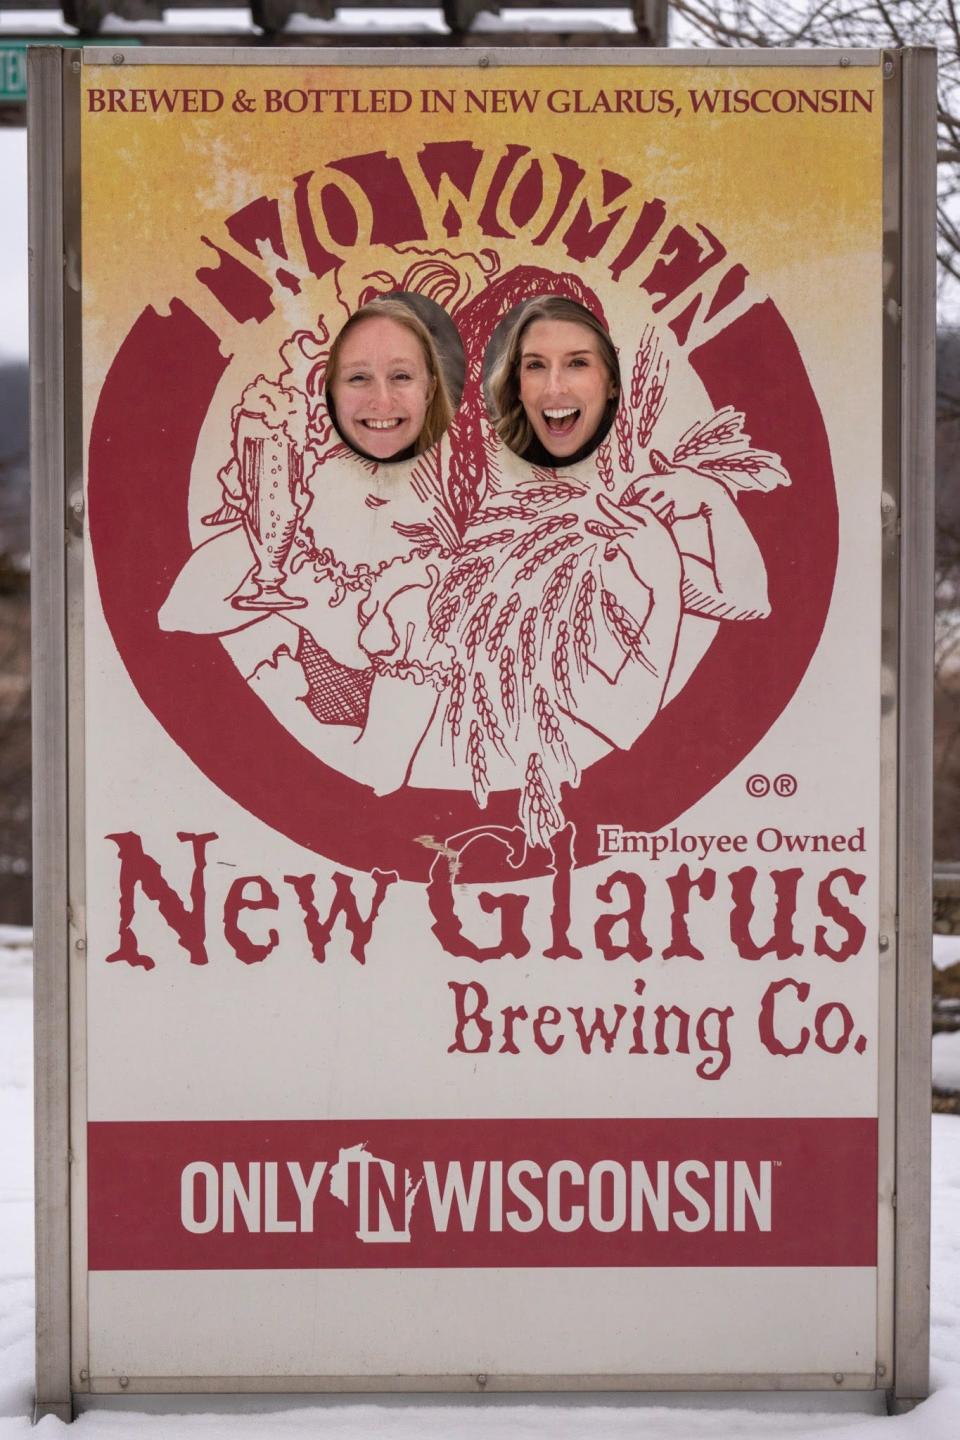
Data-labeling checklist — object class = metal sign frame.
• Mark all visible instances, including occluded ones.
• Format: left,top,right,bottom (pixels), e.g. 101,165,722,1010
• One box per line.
29,43,934,1421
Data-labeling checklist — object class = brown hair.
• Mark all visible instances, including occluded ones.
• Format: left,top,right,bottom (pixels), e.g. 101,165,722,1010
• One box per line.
326,298,454,457
485,295,620,458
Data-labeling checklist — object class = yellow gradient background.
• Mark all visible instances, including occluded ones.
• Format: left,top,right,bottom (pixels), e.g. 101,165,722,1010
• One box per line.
81,61,883,393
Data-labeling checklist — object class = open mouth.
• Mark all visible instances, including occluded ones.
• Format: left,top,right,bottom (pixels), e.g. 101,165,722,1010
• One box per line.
542,407,581,438
360,418,405,432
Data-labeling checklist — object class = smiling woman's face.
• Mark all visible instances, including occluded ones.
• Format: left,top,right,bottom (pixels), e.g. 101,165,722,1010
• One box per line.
518,318,616,460
330,315,434,460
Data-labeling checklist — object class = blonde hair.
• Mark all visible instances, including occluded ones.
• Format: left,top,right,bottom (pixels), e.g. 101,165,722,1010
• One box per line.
486,296,620,458
325,298,454,458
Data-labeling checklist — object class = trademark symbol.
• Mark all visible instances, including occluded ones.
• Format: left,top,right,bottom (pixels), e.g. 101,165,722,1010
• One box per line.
746,773,797,797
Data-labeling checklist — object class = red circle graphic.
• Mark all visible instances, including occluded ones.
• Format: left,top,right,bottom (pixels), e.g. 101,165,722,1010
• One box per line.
88,293,837,883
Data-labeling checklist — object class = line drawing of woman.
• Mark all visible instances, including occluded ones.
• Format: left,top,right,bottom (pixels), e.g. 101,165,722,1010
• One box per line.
158,261,790,847
485,296,620,467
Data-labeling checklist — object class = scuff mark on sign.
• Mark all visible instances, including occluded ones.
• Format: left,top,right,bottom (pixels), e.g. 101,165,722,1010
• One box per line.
415,834,463,882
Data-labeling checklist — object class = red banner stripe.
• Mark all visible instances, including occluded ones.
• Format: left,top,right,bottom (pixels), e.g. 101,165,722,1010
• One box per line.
88,1117,877,1270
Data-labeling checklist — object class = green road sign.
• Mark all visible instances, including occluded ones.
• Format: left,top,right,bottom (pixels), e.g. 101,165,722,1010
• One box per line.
0,43,33,103
1,40,142,103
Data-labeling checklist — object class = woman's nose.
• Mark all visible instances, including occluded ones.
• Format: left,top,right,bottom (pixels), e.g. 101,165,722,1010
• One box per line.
369,378,393,409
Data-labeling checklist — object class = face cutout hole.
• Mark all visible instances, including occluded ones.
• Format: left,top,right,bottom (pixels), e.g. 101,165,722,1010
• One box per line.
483,295,621,467
325,293,464,464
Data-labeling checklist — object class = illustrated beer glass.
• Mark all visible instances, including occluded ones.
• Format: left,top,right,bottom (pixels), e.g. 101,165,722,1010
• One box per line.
231,411,308,612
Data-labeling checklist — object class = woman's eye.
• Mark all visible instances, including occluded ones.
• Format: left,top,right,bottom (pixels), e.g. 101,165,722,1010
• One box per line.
345,373,369,384
392,371,413,383
523,359,544,371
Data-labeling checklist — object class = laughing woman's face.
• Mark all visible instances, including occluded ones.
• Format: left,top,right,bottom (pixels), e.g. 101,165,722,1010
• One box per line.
330,316,434,460
518,318,616,461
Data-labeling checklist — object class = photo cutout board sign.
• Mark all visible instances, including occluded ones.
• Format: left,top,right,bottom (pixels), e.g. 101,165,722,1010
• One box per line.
73,48,896,1391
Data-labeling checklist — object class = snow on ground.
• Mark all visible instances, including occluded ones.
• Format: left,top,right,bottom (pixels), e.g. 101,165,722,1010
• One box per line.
933,936,960,1090
0,927,959,1437
935,934,960,970
934,1029,960,1091
0,927,34,1426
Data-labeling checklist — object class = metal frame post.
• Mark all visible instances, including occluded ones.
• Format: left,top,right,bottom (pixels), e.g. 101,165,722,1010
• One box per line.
891,43,936,1414
29,43,74,1426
